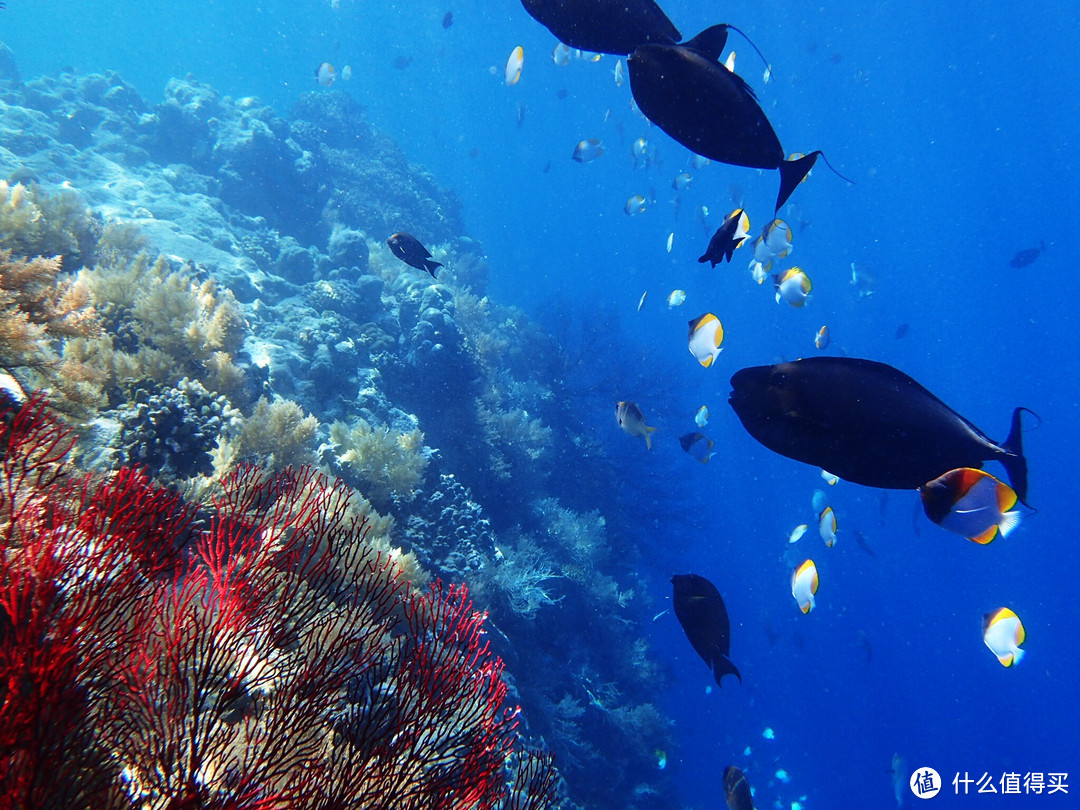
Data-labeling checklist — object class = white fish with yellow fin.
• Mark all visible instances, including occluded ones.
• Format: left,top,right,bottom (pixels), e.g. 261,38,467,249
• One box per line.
983,607,1025,666
920,467,1022,544
687,313,723,367
672,172,692,191
791,559,819,614
341,65,352,81
637,291,647,312
316,62,337,87
818,506,837,547
552,42,572,66
814,325,830,350
667,289,686,308
613,58,625,86
625,194,646,216
694,405,709,428
615,400,656,449
666,232,674,253
788,524,808,544
572,138,604,163
505,46,524,85
821,469,839,485
774,267,812,307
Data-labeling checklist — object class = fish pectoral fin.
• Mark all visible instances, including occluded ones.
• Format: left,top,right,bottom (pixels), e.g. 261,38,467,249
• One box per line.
969,525,999,545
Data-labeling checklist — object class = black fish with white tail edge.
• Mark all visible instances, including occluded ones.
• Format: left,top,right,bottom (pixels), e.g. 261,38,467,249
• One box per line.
519,0,679,56
671,574,741,687
387,232,442,277
728,357,1033,506
628,25,832,212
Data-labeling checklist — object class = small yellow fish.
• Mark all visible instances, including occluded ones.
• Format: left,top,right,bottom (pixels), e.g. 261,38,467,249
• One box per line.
616,400,656,449
788,524,808,544
316,62,336,87
687,313,723,367
667,289,686,308
818,506,837,547
814,325,830,350
625,194,646,216
774,267,812,307
633,137,648,156
505,46,524,85
820,469,839,485
791,559,819,614
983,607,1025,667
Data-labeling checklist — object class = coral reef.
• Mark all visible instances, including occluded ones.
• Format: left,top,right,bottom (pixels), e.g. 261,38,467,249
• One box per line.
328,416,430,506
0,399,560,809
402,472,497,580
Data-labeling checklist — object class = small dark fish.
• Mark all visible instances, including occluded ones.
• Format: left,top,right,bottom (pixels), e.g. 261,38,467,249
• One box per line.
671,574,741,687
728,357,1033,505
628,25,834,212
442,10,454,28
1009,240,1045,268
387,232,442,277
698,208,750,266
393,56,413,70
519,0,680,56
556,87,568,100
852,529,877,559
678,431,714,463
723,766,754,810
894,322,909,340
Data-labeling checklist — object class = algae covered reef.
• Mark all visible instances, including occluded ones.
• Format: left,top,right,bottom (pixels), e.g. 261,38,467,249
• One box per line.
0,44,677,809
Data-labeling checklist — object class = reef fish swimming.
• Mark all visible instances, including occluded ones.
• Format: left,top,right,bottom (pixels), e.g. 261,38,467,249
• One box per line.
671,573,742,687
1009,240,1045,268
387,232,443,277
627,25,825,212
698,208,750,267
519,0,680,56
723,765,755,810
728,357,1032,505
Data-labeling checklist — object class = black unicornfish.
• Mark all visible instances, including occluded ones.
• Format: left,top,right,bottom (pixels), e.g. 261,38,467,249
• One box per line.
386,232,442,277
628,25,826,212
519,0,680,56
723,765,755,810
671,574,741,687
728,356,1033,506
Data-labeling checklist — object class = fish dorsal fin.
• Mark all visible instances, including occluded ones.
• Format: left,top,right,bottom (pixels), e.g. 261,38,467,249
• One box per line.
682,24,730,63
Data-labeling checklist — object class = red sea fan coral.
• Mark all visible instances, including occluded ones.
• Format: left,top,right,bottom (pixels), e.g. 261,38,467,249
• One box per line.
0,398,559,810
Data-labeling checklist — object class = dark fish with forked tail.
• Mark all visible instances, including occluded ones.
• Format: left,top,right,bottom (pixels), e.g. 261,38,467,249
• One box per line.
728,356,1033,506
672,574,741,687
387,232,442,277
628,25,834,212
519,0,680,56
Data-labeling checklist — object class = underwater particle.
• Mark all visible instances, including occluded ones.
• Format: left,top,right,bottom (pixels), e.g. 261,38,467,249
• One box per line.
791,559,818,614
386,232,443,277
762,727,775,740
774,267,812,307
667,232,674,252
687,312,723,367
787,524,808,544
505,45,525,85
315,61,336,87
776,769,790,784
572,138,604,162
743,746,751,756
615,400,656,449
667,289,686,308
671,574,741,687
655,749,667,769
919,467,1021,544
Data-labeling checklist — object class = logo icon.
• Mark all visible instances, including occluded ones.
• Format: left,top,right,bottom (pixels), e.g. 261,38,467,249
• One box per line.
910,767,941,799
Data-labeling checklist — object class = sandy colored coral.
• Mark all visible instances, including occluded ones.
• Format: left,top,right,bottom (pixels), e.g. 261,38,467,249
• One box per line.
330,418,429,504
235,396,319,470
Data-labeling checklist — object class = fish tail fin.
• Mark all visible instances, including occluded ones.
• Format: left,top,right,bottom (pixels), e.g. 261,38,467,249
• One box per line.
682,24,731,63
715,654,742,686
644,426,657,450
1000,407,1037,508
998,510,1022,539
775,151,821,211
424,259,444,276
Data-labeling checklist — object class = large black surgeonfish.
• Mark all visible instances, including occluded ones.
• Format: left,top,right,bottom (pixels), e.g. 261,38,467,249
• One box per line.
671,574,741,687
519,0,680,56
723,766,755,810
628,25,823,212
728,357,1033,506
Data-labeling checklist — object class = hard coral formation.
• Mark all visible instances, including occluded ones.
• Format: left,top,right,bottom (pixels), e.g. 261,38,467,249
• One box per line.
402,472,497,580
0,400,560,809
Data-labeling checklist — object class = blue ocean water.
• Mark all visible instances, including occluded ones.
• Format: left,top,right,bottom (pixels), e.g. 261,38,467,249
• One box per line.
4,0,1079,807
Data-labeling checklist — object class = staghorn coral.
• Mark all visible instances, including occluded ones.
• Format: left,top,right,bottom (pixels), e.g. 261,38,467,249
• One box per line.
0,399,560,809
329,417,429,505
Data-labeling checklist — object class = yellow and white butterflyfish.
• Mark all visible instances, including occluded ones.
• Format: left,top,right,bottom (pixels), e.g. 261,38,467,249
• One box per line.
982,607,1025,667
572,138,604,162
667,289,686,308
763,218,794,258
625,194,647,216
774,267,812,307
788,523,808,544
814,325,830,350
791,559,819,614
552,42,572,66
694,405,709,428
919,467,1021,544
687,313,724,367
613,58,625,86
818,506,837,547
820,469,839,485
316,62,337,87
505,46,524,85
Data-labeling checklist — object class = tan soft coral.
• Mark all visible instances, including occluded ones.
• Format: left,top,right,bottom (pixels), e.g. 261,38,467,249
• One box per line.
329,418,430,504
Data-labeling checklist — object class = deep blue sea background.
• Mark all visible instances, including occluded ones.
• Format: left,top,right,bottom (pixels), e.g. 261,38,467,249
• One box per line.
5,1,1079,807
